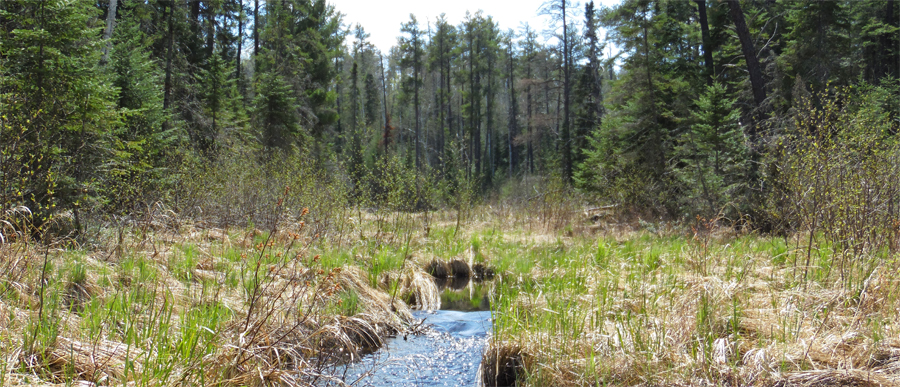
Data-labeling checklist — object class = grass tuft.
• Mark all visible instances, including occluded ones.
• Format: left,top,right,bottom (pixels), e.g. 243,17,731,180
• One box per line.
481,341,528,387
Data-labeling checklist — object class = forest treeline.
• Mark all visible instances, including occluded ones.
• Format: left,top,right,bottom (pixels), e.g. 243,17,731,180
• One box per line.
1,0,899,232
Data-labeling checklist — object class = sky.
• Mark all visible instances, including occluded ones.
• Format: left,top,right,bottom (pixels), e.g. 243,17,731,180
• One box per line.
329,0,623,54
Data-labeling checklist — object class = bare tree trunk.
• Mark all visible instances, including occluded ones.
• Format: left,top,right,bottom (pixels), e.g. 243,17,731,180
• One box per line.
728,0,767,183
446,52,453,162
380,54,391,155
237,0,243,93
507,42,517,179
101,0,118,64
163,1,174,111
728,0,766,111
561,0,572,182
253,0,258,70
206,0,215,59
414,43,421,171
696,0,714,86
486,56,494,181
527,86,533,174
881,0,897,81
438,33,446,170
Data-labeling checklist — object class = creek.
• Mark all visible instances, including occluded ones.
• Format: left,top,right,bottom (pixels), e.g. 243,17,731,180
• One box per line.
341,279,493,387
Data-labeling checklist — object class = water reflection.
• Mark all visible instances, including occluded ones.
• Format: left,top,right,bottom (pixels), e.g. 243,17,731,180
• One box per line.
434,277,491,312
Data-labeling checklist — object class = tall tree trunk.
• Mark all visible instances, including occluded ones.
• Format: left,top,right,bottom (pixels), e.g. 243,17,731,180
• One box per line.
253,0,258,70
163,1,174,112
561,0,572,182
191,0,200,23
728,0,766,112
507,44,517,179
696,0,714,86
446,53,453,163
881,0,897,81
380,54,390,155
486,56,494,181
101,0,118,64
527,85,533,174
414,43,421,171
469,34,479,178
585,1,603,127
438,33,446,171
237,1,243,93
206,1,215,59
728,0,766,184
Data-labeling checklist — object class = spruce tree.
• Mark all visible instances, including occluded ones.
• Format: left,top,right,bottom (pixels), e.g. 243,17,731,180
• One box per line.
0,0,117,226
399,14,425,170
105,5,178,210
673,82,747,216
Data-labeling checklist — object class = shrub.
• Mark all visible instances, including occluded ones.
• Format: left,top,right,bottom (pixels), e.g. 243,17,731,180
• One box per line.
769,82,900,275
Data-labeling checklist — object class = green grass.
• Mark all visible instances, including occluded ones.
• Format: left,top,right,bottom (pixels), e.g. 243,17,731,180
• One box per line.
480,226,900,386
1,207,898,387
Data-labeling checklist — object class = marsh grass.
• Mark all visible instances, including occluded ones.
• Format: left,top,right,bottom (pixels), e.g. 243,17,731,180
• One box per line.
482,223,900,387
3,174,899,387
0,202,440,386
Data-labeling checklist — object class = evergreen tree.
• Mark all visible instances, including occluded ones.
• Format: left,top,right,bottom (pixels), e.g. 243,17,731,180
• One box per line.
1,0,118,226
253,70,300,154
429,14,457,175
539,0,575,181
197,48,235,154
673,82,748,216
105,4,180,210
399,14,425,169
573,0,604,168
579,0,704,213
365,73,379,127
519,24,540,174
504,30,519,178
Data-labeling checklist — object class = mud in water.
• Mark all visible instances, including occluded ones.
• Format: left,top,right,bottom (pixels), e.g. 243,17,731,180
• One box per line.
341,309,492,387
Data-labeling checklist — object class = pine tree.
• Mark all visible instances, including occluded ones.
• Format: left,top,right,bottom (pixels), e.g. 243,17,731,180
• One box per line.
197,48,235,154
365,73,379,127
519,24,540,174
429,14,457,176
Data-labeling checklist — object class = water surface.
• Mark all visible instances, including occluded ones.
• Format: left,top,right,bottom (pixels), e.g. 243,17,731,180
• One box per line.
343,309,492,387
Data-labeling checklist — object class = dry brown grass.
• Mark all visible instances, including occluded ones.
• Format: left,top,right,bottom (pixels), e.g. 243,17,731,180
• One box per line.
0,213,426,386
482,221,900,387
398,269,441,311
480,341,529,387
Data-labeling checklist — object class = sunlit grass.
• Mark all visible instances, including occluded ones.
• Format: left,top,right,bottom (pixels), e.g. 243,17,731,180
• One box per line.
483,226,900,386
2,204,898,386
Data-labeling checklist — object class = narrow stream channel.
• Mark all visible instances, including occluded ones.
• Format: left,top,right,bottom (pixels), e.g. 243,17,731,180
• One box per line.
341,280,493,387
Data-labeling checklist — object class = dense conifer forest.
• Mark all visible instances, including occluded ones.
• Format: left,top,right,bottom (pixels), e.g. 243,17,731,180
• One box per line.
1,0,898,225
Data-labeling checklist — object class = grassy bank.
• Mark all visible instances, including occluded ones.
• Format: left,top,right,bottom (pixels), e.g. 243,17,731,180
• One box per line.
0,208,432,386
483,223,900,386
2,203,898,386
